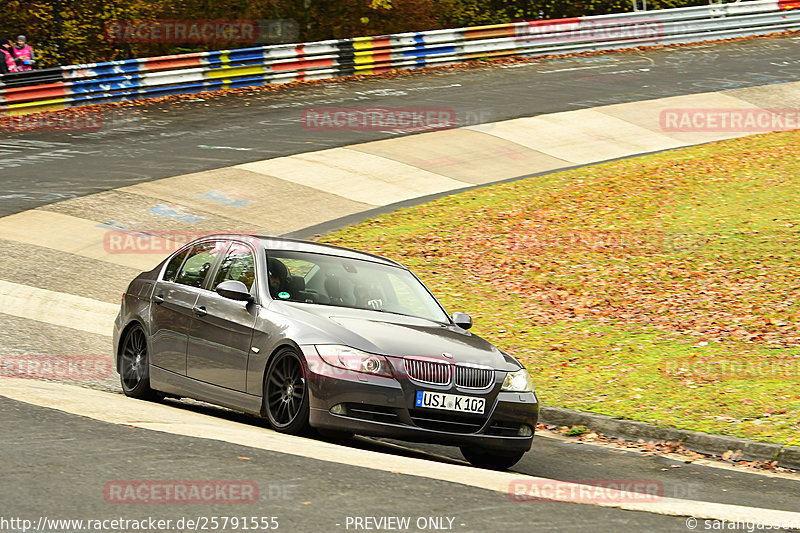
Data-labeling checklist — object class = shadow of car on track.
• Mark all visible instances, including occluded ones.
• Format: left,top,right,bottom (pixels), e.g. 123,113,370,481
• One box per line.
157,396,475,467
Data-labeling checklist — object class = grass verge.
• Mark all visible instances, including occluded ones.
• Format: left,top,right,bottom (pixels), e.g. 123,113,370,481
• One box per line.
320,130,800,445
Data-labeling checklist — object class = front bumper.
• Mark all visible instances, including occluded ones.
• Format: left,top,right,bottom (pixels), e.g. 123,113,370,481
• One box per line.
301,346,539,453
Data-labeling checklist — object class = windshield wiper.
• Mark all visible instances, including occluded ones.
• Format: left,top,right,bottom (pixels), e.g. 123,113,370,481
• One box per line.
366,308,447,324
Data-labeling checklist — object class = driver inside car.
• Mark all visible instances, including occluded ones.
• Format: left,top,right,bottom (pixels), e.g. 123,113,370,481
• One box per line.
354,283,382,310
268,258,291,298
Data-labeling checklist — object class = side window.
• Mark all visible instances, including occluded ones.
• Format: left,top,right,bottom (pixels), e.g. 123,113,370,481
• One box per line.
267,256,318,300
174,242,226,288
212,243,256,292
163,249,189,282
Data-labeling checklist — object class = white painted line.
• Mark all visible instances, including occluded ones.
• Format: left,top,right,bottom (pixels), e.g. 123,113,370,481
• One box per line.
0,280,117,337
197,145,253,151
2,380,800,527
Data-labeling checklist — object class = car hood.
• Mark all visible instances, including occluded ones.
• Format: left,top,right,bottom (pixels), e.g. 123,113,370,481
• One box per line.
273,302,519,370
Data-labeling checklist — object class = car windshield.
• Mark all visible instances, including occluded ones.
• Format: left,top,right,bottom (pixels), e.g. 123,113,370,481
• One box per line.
265,249,450,324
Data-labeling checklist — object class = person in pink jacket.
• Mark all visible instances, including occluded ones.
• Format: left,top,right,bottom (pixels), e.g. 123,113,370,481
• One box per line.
13,35,35,70
0,38,19,74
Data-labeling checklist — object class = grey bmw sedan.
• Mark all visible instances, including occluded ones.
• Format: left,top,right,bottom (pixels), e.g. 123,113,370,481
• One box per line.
113,235,539,469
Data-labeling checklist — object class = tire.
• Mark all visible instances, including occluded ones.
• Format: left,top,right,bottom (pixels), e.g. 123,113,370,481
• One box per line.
460,446,525,471
119,324,162,401
264,348,310,435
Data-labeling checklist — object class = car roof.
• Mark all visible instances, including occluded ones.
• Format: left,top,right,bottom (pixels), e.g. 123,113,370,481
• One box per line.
199,234,405,269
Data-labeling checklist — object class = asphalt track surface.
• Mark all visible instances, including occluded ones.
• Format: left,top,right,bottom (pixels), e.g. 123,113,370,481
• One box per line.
2,35,800,218
2,396,698,532
2,35,800,532
2,392,799,532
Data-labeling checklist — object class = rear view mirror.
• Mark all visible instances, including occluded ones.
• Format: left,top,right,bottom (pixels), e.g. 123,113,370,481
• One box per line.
216,280,254,302
451,312,472,330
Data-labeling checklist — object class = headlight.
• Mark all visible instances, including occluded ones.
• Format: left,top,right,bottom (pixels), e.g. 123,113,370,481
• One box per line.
315,345,393,377
502,367,534,392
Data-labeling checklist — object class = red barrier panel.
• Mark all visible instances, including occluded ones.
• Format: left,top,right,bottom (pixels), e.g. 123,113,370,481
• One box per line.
372,52,393,64
519,18,582,36
0,83,67,104
144,54,204,72
372,37,392,49
464,23,516,40
778,0,800,9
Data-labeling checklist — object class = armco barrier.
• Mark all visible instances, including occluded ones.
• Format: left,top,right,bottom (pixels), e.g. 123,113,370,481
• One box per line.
0,68,65,88
1,0,799,114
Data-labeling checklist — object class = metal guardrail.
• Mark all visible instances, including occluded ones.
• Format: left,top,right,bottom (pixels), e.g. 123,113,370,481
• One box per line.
1,0,799,114
0,68,65,88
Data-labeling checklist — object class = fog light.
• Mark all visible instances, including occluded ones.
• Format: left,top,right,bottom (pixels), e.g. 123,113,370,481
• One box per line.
330,404,347,415
518,425,532,437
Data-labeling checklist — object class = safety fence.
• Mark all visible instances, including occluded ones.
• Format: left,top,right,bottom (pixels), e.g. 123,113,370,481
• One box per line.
1,0,799,114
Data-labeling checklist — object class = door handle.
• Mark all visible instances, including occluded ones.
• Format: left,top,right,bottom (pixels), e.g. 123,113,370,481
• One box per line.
153,294,164,304
192,305,207,317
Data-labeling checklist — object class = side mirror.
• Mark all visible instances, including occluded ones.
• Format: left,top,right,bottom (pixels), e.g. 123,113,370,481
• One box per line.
451,312,472,330
216,280,254,303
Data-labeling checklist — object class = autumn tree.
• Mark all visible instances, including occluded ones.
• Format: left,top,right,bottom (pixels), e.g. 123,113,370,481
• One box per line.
0,0,710,67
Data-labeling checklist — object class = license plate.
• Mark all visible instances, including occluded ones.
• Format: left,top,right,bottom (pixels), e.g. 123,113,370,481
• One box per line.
415,391,485,414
